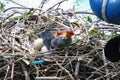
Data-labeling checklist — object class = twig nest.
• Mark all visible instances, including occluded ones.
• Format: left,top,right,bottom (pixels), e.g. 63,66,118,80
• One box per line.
34,38,44,50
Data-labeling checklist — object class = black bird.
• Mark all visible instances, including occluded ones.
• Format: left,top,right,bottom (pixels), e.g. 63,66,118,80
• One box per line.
104,36,120,62
51,29,74,50
34,29,74,51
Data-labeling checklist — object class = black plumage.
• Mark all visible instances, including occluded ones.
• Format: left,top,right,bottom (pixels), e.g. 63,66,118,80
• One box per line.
41,30,73,50
41,31,55,50
51,36,72,50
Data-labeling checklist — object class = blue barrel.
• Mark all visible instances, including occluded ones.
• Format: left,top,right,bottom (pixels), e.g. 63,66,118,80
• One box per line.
90,0,120,25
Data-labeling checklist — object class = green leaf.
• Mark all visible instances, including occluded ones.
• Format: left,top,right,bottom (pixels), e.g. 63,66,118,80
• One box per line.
89,29,100,37
0,2,5,11
86,16,92,22
47,12,51,21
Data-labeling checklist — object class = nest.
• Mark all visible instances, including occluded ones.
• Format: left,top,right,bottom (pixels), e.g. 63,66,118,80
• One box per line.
0,1,120,80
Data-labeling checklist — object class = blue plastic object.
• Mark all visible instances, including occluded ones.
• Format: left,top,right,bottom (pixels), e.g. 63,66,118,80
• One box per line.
90,0,120,25
31,60,45,65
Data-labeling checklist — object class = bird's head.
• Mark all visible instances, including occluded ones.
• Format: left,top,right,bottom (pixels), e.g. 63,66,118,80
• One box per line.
54,29,74,39
62,29,74,39
53,31,63,37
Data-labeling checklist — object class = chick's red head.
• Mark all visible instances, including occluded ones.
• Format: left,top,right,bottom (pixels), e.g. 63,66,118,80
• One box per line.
66,29,74,36
62,29,74,39
54,31,64,37
54,29,74,39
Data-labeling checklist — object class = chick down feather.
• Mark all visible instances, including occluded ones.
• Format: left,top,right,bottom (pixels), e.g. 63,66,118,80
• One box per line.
50,36,72,50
